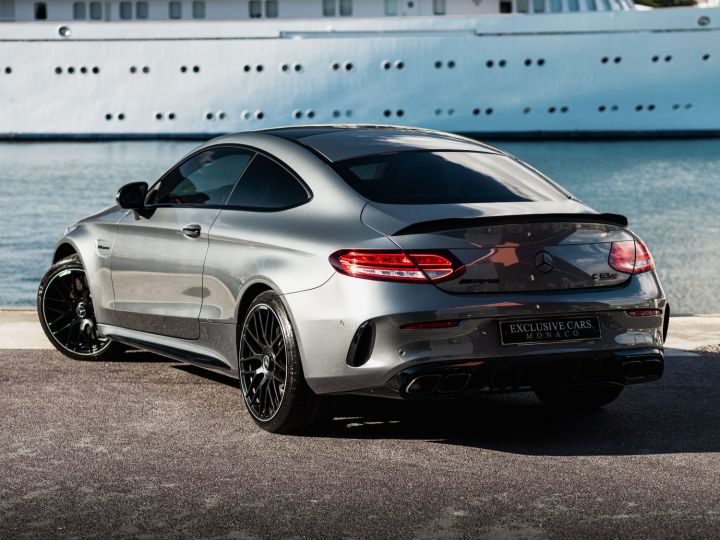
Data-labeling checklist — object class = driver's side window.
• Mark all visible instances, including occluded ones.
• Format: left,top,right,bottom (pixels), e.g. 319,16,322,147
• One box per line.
147,147,254,206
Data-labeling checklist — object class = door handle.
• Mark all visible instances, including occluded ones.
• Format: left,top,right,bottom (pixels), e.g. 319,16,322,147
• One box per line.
182,224,201,238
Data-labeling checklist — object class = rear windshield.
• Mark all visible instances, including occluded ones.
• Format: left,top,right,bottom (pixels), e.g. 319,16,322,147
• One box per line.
332,151,568,205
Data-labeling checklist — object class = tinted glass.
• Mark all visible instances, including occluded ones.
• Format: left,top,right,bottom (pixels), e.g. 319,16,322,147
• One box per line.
227,155,309,209
332,151,567,205
148,148,253,206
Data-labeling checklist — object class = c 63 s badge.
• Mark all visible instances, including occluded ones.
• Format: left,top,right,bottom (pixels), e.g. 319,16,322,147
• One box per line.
593,272,619,282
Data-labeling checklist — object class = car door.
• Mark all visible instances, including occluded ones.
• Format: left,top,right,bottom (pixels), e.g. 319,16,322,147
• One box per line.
110,146,254,339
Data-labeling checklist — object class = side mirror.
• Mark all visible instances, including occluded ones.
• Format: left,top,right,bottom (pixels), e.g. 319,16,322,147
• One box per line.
117,182,148,210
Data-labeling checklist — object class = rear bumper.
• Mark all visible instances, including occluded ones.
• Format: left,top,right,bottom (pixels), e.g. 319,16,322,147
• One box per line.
384,347,664,399
282,271,667,395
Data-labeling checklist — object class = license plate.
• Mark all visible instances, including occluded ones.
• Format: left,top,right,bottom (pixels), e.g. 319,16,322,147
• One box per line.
499,316,602,345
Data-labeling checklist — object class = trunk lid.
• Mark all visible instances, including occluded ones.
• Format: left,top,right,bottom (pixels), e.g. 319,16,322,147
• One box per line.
361,202,634,293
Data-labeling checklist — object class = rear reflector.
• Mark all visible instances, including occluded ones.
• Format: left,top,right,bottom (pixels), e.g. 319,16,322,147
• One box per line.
329,250,463,283
627,309,662,317
608,239,655,275
400,320,461,330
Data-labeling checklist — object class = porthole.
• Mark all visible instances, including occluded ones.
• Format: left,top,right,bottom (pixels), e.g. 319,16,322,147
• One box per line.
685,103,693,109
142,66,150,73
447,61,455,68
381,60,391,70
92,67,99,74
485,108,493,115
345,110,353,118
598,105,606,112
155,112,163,120
548,106,556,114
332,110,341,118
523,107,531,114
648,104,655,111
652,56,659,63
344,62,353,71
395,61,404,69
256,65,264,72
499,60,507,67
306,110,315,119
611,105,618,111
105,113,112,121
537,59,545,66
255,110,265,120
434,108,442,116
472,108,480,116
168,112,176,120
244,65,251,72
4,67,11,74
383,109,392,117
613,57,621,64
486,60,494,68
55,67,62,74
560,106,568,113
129,66,137,73
80,66,87,74
698,15,710,26
672,103,680,110
192,65,200,73
293,63,302,72
242,110,251,120
205,112,213,120
434,61,442,69
118,113,125,120
635,105,643,111
218,111,226,120
664,55,672,62
181,66,188,73
280,64,288,72
703,54,710,61
601,57,609,64
448,108,455,116
524,59,532,66
292,110,302,119
397,110,404,117
67,67,75,74
332,62,340,71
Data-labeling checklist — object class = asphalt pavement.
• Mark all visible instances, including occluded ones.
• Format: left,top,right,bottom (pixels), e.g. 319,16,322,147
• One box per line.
2,347,720,539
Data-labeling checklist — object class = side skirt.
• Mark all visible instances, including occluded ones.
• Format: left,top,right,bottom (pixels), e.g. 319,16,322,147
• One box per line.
98,323,236,376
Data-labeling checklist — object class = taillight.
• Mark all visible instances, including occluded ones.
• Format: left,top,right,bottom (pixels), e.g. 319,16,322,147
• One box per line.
608,239,655,275
329,250,463,283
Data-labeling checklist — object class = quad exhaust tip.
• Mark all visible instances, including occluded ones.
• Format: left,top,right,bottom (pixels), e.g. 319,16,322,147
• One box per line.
406,373,471,395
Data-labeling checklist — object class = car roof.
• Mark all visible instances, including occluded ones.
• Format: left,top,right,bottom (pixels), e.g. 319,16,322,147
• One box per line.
257,125,502,162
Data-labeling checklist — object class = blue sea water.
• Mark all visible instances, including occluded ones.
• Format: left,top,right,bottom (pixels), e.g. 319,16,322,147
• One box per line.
0,139,718,313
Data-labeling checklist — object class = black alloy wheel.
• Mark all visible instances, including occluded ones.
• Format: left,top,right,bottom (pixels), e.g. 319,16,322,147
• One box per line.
238,291,329,433
37,255,121,361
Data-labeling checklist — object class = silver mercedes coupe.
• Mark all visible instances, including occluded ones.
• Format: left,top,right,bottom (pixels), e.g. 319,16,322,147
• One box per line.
37,126,668,433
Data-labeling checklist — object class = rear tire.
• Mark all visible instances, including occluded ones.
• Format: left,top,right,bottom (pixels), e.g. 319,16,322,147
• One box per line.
534,384,623,410
238,291,328,434
37,255,123,361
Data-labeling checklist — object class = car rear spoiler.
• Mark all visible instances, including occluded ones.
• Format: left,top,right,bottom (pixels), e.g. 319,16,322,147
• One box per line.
393,213,629,236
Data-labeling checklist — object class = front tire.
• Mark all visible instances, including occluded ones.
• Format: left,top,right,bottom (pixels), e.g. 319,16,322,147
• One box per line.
37,255,122,361
238,291,327,434
534,384,623,410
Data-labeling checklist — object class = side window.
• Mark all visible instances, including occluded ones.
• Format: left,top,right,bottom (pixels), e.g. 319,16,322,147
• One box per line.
227,154,309,210
147,148,254,206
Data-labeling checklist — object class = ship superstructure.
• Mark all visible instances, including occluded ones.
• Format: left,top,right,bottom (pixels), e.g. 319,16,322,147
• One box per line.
0,0,717,137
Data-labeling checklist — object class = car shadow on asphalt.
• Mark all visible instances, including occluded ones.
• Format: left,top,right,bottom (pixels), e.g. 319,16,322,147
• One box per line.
314,352,720,456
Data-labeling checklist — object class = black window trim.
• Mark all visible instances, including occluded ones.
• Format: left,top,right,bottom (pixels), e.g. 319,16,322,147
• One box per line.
144,143,313,213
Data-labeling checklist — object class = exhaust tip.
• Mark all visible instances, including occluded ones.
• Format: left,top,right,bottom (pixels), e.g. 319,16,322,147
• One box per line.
438,373,471,393
406,375,442,394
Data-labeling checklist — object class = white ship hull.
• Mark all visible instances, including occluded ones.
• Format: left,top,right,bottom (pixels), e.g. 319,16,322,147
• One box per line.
1,7,719,138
